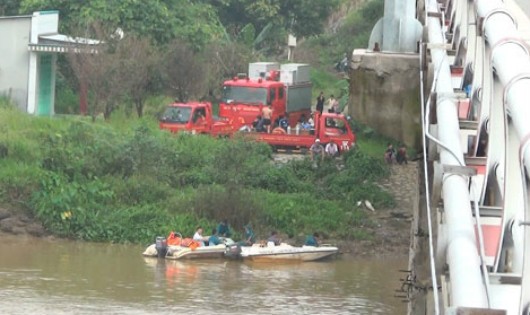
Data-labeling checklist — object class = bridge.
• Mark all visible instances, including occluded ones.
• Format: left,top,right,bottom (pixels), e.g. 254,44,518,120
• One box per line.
369,0,530,314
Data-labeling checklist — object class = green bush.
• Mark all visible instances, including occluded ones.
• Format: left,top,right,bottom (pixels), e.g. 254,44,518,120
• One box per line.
0,160,45,204
259,191,364,239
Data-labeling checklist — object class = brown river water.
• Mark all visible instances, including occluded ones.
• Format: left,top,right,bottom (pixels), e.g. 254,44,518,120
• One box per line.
0,235,407,314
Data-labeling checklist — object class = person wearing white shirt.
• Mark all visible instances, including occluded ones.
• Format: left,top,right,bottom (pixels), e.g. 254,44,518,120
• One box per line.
193,226,208,246
325,142,339,158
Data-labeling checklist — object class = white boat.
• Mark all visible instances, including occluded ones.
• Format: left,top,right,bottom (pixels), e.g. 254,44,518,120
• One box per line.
239,243,339,262
142,237,235,260
165,243,228,260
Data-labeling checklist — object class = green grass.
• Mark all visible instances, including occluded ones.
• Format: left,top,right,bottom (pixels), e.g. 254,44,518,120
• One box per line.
0,105,394,244
0,0,400,244
357,135,390,158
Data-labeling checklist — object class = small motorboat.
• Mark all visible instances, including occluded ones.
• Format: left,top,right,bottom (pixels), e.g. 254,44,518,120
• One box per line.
165,243,229,260
238,243,339,262
142,233,235,260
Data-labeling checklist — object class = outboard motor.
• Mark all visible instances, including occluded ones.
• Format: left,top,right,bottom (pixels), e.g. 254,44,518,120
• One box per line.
155,236,167,258
224,244,242,259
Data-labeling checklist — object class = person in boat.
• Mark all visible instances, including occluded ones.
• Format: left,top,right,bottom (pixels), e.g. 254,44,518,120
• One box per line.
208,228,221,246
304,232,320,247
193,226,208,246
217,219,231,237
237,224,256,246
267,231,281,246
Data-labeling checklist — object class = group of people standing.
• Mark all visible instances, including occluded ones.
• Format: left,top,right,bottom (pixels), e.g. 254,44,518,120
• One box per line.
309,138,339,162
316,91,340,115
384,143,408,165
192,220,322,247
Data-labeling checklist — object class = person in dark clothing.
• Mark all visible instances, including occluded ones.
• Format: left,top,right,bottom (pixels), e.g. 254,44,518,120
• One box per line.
316,92,325,114
396,145,408,165
242,225,255,246
304,232,320,247
384,143,396,164
278,115,289,131
209,228,221,246
253,115,264,132
217,219,231,237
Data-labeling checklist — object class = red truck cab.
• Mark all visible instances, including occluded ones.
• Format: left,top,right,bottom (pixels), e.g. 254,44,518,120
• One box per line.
159,102,236,136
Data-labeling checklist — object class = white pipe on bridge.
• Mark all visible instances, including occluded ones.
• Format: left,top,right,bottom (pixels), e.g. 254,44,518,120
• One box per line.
426,0,489,308
476,0,530,181
475,0,530,275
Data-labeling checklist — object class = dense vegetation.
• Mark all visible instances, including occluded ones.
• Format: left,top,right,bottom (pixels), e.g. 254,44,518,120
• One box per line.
0,0,395,244
0,100,393,243
2,0,383,119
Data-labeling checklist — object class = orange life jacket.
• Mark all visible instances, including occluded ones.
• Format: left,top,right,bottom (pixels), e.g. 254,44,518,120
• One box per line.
167,232,182,246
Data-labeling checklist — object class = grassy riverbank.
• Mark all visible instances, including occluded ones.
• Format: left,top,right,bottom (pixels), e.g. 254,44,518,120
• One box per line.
0,0,402,249
0,100,396,245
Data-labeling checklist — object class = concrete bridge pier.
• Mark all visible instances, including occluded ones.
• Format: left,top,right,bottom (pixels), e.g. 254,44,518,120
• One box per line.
349,50,422,149
347,0,423,150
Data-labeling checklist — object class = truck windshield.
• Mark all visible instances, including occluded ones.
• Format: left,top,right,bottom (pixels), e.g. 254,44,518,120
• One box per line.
161,106,191,123
222,86,267,105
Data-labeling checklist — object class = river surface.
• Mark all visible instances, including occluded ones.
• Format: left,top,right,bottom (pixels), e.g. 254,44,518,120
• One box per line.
0,235,407,314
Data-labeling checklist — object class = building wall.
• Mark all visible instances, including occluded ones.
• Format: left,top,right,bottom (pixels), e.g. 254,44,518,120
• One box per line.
0,16,31,111
348,49,422,149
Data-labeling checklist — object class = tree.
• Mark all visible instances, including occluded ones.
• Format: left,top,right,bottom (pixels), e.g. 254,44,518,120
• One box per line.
66,24,126,120
0,0,22,15
20,0,224,47
207,0,340,39
202,41,253,101
164,40,207,102
279,0,340,38
114,36,161,118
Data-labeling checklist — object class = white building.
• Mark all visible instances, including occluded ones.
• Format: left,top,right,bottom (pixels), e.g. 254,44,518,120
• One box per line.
0,11,98,115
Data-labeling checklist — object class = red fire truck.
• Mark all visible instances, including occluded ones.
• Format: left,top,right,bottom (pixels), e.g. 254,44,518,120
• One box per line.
219,62,313,127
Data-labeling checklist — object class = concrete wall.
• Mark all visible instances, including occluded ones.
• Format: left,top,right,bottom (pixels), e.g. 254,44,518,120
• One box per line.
0,16,31,111
348,49,422,149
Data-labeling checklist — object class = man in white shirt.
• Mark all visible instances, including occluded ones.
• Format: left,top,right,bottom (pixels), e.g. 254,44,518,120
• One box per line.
193,226,208,246
325,141,339,158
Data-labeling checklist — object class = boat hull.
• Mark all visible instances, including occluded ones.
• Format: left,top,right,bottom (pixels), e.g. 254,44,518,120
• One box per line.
165,246,226,260
164,244,228,260
143,237,235,260
240,245,338,262
143,244,228,260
